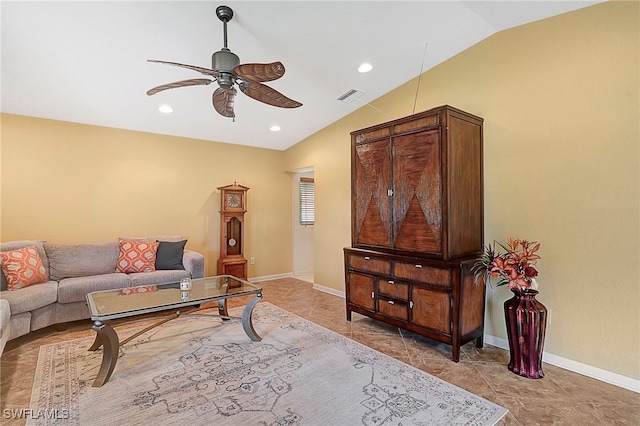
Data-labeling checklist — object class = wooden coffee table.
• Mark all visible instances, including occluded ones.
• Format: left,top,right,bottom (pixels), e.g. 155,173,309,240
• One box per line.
85,275,262,387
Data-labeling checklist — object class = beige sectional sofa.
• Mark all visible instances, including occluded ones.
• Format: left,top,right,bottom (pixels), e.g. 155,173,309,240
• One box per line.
0,238,205,355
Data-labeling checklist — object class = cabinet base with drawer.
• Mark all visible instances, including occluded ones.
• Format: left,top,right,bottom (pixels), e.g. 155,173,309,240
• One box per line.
344,247,486,362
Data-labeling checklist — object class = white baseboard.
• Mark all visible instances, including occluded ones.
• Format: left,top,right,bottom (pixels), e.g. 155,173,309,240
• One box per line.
292,269,314,277
312,283,345,298
247,272,293,283
250,274,346,298
484,334,640,393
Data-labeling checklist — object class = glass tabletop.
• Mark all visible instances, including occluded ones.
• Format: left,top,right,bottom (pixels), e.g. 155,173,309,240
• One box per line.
86,275,262,320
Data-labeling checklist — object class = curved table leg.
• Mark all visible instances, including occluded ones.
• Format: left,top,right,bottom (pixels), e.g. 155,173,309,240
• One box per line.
87,329,103,351
90,321,120,387
241,293,262,341
218,299,230,320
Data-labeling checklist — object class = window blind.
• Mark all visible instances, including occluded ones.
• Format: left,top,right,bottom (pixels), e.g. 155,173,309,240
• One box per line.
299,177,315,225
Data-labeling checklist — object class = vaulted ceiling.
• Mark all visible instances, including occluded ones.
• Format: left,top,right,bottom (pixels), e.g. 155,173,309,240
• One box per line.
1,1,601,150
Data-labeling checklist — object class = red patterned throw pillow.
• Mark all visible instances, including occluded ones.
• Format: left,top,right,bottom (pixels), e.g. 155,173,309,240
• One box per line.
116,240,159,273
0,245,48,290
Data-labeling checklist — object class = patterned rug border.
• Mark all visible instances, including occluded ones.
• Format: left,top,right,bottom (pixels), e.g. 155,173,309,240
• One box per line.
29,302,508,426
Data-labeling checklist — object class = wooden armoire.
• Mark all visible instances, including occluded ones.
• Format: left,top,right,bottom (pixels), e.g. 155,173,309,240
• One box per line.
344,105,486,362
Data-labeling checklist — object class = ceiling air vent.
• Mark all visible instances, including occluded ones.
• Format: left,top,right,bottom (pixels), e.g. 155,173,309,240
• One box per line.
337,89,365,103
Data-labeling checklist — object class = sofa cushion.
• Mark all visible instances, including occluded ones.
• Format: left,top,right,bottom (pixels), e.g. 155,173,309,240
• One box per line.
0,241,49,291
116,240,159,273
45,242,119,281
0,281,58,315
0,246,49,290
155,240,187,270
57,273,130,304
128,270,190,287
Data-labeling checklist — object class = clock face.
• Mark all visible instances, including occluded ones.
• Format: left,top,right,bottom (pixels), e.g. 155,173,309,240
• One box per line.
226,193,242,209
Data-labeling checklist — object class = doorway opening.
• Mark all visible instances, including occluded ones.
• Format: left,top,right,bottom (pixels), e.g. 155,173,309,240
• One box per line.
291,167,314,283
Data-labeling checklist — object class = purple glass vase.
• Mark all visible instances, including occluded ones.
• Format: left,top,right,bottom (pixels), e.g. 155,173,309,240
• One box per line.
504,288,547,378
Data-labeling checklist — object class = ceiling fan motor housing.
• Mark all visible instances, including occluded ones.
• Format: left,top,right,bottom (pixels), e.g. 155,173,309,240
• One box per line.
212,48,240,88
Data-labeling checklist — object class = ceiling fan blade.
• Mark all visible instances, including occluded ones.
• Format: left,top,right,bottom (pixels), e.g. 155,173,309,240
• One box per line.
238,80,302,109
233,62,286,82
146,78,213,96
212,86,237,118
147,59,220,77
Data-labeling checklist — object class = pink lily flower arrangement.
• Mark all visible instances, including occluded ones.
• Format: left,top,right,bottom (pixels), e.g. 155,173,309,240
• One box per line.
472,238,541,291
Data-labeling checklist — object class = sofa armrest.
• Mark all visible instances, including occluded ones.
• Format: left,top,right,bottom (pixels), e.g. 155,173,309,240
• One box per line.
183,250,205,278
1,298,11,357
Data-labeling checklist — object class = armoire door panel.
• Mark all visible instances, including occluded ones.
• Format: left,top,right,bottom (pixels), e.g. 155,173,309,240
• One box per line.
348,272,376,311
392,130,442,252
356,198,391,247
354,139,392,247
394,195,439,252
411,286,451,334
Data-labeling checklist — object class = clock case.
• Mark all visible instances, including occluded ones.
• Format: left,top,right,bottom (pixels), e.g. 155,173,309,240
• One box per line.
217,183,249,280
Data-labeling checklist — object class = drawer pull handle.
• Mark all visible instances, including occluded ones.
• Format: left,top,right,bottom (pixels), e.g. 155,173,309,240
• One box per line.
415,264,423,268
388,280,394,284
364,256,371,260
371,292,375,299
388,300,395,305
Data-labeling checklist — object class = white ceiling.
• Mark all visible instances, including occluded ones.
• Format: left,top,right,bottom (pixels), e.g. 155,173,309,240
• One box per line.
1,1,601,151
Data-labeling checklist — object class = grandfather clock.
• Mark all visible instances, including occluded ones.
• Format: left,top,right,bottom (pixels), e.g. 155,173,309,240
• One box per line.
217,183,249,280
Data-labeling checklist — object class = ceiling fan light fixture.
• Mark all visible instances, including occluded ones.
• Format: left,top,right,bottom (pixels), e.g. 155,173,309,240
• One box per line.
158,104,173,113
358,62,373,73
217,73,234,89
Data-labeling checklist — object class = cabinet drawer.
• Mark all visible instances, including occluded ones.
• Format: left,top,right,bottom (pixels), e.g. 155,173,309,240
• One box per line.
394,262,451,287
349,254,392,275
377,297,409,321
378,279,409,301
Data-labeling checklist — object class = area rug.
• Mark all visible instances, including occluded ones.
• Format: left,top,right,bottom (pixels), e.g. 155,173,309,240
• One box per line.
28,302,508,425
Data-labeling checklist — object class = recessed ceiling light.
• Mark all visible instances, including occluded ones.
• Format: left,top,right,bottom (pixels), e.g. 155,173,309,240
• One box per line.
270,125,281,132
358,63,373,73
158,105,173,113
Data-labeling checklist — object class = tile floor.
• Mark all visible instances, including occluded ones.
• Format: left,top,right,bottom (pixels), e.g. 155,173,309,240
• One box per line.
1,278,638,425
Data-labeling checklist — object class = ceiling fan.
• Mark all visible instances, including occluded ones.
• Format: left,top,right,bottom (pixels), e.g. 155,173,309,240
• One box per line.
146,5,302,119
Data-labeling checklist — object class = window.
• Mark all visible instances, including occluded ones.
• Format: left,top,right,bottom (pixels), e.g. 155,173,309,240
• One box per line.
299,177,315,225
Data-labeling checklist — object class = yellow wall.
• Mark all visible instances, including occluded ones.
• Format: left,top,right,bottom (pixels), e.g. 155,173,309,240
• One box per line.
0,115,292,277
1,1,638,381
283,1,639,380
